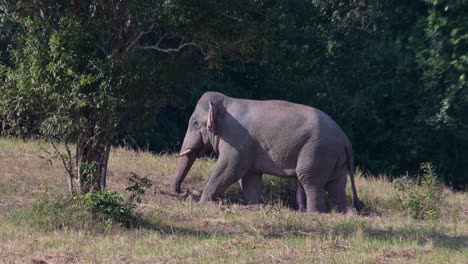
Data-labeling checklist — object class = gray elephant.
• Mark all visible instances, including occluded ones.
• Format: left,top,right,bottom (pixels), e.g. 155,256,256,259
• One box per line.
171,92,364,213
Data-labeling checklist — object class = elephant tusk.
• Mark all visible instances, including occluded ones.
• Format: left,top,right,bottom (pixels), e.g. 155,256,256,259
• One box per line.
175,148,193,157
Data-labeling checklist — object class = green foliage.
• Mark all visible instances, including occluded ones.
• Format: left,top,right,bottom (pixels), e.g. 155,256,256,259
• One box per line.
80,161,98,189
0,1,467,188
126,173,153,204
393,163,445,219
1,15,106,137
0,0,272,191
84,189,137,227
149,0,467,188
24,192,91,230
82,174,152,227
11,177,153,230
415,0,468,187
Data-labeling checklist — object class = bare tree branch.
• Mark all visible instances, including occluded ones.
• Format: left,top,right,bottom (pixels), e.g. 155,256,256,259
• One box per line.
123,22,157,56
217,11,242,22
155,32,169,48
49,139,72,176
63,140,76,194
136,41,205,55
125,22,205,56
49,138,76,194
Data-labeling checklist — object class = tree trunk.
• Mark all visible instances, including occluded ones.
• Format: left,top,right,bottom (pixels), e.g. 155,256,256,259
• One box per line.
76,135,112,193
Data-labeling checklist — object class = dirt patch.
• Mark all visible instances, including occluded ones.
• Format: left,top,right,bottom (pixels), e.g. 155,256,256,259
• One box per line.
0,196,30,214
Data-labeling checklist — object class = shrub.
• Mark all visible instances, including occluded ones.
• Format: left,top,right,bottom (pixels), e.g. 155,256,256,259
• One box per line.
126,173,152,204
84,173,152,227
84,188,137,227
13,174,153,231
393,163,445,219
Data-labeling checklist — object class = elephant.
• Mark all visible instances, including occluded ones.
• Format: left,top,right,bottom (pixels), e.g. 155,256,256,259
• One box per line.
171,92,364,213
296,184,306,212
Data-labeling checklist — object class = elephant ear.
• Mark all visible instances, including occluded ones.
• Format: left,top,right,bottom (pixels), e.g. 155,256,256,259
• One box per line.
207,101,217,134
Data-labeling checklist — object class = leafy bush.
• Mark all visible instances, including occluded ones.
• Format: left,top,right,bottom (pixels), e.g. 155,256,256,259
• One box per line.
13,174,153,231
393,163,445,219
84,173,152,226
84,189,137,227
126,173,153,204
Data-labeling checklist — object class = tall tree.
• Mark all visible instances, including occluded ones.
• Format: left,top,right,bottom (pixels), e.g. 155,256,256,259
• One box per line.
0,0,267,194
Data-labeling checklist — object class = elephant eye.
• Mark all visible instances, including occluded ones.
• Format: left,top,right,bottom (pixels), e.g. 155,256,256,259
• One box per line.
193,120,200,129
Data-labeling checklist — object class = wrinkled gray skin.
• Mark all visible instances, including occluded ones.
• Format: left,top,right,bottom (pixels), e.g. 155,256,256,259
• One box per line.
171,92,364,213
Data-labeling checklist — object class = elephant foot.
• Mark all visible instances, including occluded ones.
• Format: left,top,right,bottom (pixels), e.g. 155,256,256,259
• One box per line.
239,172,264,205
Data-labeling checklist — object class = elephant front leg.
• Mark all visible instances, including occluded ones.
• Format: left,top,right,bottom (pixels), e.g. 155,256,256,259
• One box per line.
199,151,251,203
239,171,264,204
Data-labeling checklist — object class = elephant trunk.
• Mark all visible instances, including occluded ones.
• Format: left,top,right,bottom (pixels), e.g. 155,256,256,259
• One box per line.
171,150,197,193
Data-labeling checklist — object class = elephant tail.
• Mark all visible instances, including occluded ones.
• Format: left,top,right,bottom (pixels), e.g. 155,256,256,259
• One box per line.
345,142,365,213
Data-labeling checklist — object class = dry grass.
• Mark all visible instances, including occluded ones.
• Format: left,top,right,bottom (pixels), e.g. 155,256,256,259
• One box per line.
0,137,467,263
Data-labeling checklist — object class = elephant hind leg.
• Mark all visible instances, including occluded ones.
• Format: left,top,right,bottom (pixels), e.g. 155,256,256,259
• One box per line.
325,169,348,213
301,185,327,213
297,168,328,213
239,171,264,204
297,170,329,213
296,142,335,213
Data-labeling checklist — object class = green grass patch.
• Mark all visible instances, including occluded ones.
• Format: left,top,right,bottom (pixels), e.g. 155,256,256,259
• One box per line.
0,138,466,263
4,191,92,231
4,189,148,232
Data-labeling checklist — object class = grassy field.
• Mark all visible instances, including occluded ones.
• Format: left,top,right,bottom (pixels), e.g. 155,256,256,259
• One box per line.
0,138,466,263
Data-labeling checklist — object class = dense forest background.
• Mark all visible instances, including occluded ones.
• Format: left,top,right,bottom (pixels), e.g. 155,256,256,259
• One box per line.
0,0,466,189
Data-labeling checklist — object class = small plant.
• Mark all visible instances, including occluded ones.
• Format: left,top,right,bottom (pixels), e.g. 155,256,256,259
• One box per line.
14,173,152,231
82,173,152,227
126,173,152,204
80,161,99,192
84,189,137,227
393,163,445,219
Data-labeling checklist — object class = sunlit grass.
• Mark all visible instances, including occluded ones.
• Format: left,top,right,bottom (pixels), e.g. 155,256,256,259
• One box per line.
0,138,466,263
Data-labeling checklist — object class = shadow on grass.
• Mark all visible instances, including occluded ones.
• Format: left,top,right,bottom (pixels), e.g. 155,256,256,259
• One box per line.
328,220,466,251
138,220,227,238
6,186,464,252
364,227,467,251
222,177,380,214
221,176,300,210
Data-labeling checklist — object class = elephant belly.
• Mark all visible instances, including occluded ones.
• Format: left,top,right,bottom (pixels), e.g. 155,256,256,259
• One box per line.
251,155,297,178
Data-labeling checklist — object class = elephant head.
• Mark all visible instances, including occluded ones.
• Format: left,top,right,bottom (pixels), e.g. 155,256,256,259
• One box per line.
171,92,227,193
